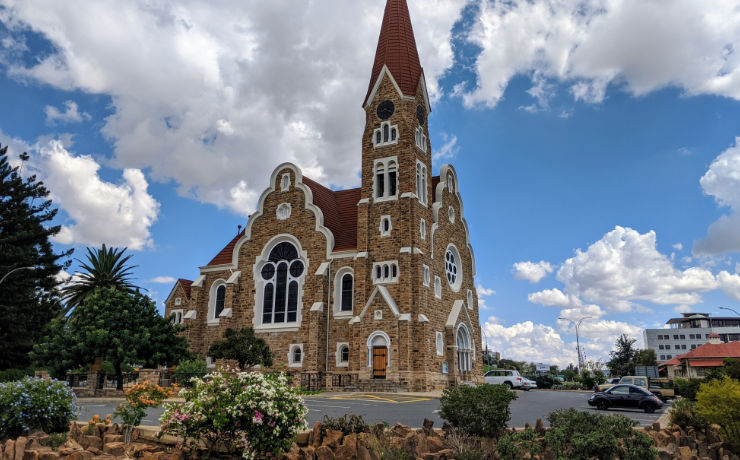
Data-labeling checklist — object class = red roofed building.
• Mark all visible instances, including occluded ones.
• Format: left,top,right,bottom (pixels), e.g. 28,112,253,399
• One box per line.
661,335,740,379
164,0,481,391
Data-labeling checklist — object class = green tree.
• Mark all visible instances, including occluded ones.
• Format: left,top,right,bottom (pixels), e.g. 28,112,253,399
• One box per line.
33,286,191,389
634,349,658,367
607,334,637,377
61,244,137,315
208,327,273,369
0,145,71,369
724,359,740,381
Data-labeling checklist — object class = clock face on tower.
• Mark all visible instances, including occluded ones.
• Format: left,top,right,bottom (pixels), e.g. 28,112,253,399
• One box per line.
416,104,426,124
377,100,395,120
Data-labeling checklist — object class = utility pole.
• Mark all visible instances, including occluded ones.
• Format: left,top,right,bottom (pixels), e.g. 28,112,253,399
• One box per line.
559,316,591,371
719,307,740,317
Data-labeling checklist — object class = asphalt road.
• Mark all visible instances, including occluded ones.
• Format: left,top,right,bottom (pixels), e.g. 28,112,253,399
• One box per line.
77,389,669,429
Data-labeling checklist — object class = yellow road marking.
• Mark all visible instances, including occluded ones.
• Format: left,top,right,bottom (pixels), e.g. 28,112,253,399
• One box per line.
329,394,432,404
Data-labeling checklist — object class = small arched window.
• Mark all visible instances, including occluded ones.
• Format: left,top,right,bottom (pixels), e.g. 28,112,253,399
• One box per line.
383,124,389,142
293,347,302,364
373,158,398,200
215,285,226,318
340,273,353,312
340,345,349,363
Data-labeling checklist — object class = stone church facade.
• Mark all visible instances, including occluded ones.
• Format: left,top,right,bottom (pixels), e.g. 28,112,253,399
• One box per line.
164,0,482,391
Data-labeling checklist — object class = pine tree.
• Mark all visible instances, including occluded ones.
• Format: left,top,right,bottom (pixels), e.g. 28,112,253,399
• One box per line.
0,145,72,370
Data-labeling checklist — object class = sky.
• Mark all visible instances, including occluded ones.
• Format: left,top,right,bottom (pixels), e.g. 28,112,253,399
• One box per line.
1,0,740,368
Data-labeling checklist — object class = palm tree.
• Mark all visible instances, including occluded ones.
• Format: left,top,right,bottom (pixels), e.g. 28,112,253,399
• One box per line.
61,244,138,315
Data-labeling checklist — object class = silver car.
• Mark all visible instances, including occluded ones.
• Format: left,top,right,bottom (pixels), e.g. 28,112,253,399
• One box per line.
484,369,524,389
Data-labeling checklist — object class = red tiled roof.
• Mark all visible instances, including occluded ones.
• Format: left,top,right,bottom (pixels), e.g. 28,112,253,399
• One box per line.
363,0,423,106
661,341,740,368
177,279,192,299
680,341,740,359
303,177,360,251
207,230,244,266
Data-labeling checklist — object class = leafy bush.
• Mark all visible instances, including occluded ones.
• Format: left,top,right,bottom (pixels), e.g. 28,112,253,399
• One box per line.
696,376,740,453
0,377,79,438
579,370,595,390
42,432,67,450
496,427,541,460
159,370,307,459
321,414,369,436
545,409,656,460
439,383,517,438
557,381,582,390
0,368,33,383
669,398,708,431
674,378,702,401
115,381,174,443
535,374,558,389
172,359,208,386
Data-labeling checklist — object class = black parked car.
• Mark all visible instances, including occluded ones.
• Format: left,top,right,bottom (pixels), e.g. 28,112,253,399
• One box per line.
588,384,663,413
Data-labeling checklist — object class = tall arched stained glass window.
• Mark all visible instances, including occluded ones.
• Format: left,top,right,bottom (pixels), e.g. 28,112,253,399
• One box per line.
261,242,304,324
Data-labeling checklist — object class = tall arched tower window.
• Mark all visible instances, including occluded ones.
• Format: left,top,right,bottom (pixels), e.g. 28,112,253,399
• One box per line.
340,273,353,312
260,241,304,324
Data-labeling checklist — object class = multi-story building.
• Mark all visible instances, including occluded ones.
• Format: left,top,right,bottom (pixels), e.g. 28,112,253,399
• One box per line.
163,0,482,392
644,312,740,362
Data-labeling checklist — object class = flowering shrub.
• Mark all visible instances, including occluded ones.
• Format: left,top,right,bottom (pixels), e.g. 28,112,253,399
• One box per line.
158,370,307,459
86,414,112,434
0,377,79,438
115,381,174,443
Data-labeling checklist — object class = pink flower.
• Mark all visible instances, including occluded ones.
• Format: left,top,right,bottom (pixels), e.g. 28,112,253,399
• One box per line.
253,410,263,424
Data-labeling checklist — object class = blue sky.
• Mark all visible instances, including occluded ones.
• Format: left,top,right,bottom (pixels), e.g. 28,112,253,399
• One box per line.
1,0,739,367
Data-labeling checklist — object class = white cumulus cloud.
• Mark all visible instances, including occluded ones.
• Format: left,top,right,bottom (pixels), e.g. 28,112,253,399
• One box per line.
44,100,90,124
461,0,740,108
39,140,160,250
694,137,740,255
0,0,466,215
513,260,554,283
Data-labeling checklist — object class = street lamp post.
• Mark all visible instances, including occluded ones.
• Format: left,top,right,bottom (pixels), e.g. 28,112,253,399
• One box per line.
0,266,36,286
481,328,490,365
559,316,591,371
719,307,740,317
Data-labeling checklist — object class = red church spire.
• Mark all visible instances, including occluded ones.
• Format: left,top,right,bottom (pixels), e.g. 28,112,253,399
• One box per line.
363,0,424,106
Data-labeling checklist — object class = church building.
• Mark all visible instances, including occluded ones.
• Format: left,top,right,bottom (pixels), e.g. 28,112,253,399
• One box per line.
164,0,482,391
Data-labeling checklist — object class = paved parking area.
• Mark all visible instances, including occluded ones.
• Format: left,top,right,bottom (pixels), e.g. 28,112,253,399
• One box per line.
77,389,669,429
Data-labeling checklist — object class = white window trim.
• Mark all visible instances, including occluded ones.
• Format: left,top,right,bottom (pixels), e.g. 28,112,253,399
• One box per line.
379,215,392,237
434,276,442,299
467,290,474,310
373,121,399,148
447,172,455,194
336,342,349,368
415,160,428,206
373,156,398,203
372,260,399,284
423,265,430,287
253,235,308,333
174,297,182,306
420,219,426,240
445,243,463,292
448,206,455,223
288,344,304,368
171,309,184,325
436,331,444,356
207,279,227,326
206,356,216,369
415,126,427,153
333,267,354,318
366,331,391,368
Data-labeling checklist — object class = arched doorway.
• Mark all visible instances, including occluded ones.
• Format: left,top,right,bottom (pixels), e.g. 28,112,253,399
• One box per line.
367,331,390,379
